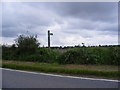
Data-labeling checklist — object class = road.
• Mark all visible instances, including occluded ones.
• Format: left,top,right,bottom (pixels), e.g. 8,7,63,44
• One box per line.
2,68,119,88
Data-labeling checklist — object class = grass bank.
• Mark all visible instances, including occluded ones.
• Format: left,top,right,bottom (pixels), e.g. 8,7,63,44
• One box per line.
2,60,119,80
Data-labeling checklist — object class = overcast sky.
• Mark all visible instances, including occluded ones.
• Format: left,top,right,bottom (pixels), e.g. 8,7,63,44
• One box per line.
2,2,118,46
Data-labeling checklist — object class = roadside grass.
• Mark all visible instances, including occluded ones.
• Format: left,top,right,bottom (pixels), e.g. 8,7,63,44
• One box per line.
2,60,119,80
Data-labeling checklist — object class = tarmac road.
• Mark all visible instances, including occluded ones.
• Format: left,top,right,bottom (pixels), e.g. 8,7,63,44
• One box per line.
2,68,119,88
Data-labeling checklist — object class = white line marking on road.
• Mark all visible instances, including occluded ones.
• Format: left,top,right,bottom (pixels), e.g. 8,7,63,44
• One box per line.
1,68,119,82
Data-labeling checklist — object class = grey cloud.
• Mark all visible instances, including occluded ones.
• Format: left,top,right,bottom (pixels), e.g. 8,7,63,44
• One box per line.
46,2,118,23
2,2,118,46
2,27,22,37
63,30,93,38
61,18,117,33
2,25,28,37
2,2,56,37
38,2,118,32
25,2,117,23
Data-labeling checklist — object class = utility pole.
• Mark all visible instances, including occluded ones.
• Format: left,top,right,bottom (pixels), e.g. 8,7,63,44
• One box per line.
48,30,53,49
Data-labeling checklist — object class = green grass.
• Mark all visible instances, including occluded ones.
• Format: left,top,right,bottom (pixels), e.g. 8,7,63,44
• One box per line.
2,62,120,80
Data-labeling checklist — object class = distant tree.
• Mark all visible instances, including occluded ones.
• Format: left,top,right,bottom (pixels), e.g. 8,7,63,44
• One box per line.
82,43,85,47
15,34,40,54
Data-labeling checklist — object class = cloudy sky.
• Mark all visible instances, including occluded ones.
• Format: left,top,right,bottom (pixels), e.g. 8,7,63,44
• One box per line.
2,2,118,46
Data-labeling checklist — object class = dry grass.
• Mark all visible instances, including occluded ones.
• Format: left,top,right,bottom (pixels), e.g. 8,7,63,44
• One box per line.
2,60,119,80
2,60,35,65
2,60,118,71
59,64,118,71
52,48,69,53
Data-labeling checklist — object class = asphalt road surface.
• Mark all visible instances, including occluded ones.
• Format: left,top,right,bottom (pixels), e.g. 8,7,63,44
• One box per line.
2,68,119,88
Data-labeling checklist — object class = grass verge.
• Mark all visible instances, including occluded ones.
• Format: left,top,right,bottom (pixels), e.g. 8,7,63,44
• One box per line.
2,62,120,80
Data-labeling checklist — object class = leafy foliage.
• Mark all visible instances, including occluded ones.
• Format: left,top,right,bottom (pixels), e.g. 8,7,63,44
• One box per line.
57,47,119,65
15,34,40,55
2,34,119,65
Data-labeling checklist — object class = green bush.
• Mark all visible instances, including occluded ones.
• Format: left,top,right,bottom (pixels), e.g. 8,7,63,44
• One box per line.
56,47,119,65
14,48,60,63
2,44,119,65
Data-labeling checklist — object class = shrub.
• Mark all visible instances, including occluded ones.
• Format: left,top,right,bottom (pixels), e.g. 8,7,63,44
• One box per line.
2,43,119,65
56,47,119,65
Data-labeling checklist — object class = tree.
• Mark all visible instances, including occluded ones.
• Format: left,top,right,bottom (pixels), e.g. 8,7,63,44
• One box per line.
15,34,40,55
